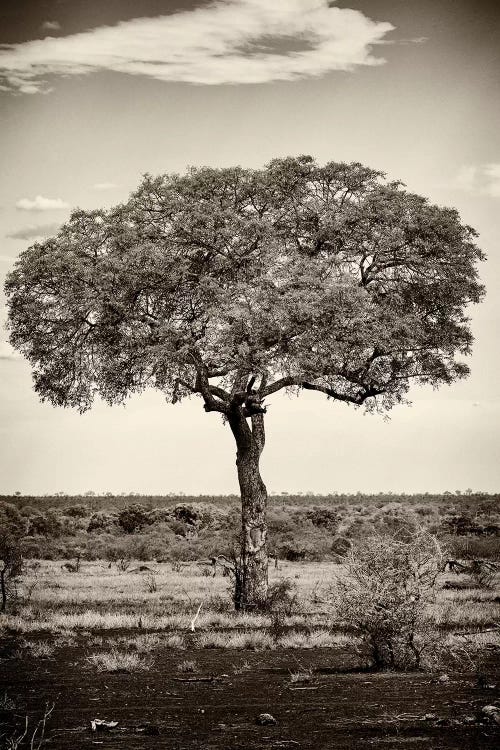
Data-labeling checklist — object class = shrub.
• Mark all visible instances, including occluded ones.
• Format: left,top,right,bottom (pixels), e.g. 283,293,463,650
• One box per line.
266,578,298,616
329,530,445,670
87,511,119,534
305,507,339,530
63,505,88,518
117,504,152,534
278,540,307,562
446,534,500,561
143,572,158,593
173,504,199,527
266,578,298,640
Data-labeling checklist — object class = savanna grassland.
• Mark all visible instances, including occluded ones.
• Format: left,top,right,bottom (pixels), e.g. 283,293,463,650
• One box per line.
1,494,499,749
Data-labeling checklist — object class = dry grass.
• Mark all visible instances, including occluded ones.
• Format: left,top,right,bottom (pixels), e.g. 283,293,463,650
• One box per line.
195,630,274,650
177,659,197,672
232,660,252,674
1,560,498,658
120,633,161,652
278,630,357,649
289,667,315,684
86,649,150,672
24,641,55,658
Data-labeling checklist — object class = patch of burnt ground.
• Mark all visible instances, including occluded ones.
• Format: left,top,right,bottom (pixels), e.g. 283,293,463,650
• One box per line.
1,645,499,749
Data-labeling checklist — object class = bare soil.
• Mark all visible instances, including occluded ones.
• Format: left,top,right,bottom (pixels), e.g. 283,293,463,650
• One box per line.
1,638,499,750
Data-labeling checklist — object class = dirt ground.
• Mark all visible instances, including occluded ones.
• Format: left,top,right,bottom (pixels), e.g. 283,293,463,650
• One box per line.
1,639,499,750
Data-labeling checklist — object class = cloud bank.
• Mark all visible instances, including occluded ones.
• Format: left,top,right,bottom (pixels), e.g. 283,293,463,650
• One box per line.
455,163,500,199
16,196,70,211
0,0,394,94
7,222,62,240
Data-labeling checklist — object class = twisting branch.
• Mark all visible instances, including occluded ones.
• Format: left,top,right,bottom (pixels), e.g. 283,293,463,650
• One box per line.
301,381,381,404
263,375,303,397
257,371,268,395
208,384,231,402
188,350,229,414
172,377,197,404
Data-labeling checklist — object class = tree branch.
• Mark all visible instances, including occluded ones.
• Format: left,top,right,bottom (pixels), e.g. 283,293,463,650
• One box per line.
263,376,303,397
209,384,231,402
301,381,381,404
189,350,229,414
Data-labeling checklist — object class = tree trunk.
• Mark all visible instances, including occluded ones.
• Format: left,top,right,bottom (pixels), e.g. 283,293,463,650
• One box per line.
229,411,268,610
0,567,6,613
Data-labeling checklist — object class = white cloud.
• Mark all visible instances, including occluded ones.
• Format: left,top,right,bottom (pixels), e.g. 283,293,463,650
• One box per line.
454,163,500,198
93,182,118,190
483,164,500,198
16,195,70,211
0,0,394,94
41,21,62,33
6,222,61,240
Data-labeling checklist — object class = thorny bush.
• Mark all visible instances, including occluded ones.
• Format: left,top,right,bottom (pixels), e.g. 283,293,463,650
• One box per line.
329,530,445,670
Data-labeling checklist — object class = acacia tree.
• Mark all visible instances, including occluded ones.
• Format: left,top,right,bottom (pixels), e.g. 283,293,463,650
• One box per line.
5,156,484,608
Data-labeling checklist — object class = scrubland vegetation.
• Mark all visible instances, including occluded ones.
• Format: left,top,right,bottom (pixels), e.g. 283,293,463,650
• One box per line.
2,492,498,565
1,494,498,657
1,533,499,673
1,493,499,749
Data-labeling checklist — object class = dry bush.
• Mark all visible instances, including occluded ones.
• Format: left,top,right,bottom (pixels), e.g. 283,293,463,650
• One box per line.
143,572,158,593
266,578,299,640
3,701,55,750
329,530,445,670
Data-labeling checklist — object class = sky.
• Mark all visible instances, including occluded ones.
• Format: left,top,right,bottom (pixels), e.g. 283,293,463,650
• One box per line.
0,0,499,496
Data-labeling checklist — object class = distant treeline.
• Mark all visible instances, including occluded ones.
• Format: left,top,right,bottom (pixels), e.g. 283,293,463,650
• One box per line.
3,491,500,513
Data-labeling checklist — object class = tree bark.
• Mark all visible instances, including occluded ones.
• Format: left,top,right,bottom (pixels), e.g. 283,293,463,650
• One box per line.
0,567,6,613
229,410,268,609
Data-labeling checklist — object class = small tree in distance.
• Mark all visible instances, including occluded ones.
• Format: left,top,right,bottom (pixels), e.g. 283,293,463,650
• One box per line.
5,156,484,608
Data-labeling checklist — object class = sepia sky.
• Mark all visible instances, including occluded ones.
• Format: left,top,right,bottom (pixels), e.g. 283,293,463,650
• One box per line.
0,0,499,496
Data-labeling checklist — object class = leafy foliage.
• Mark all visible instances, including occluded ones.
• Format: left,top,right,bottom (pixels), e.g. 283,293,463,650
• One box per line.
5,156,484,416
117,504,153,534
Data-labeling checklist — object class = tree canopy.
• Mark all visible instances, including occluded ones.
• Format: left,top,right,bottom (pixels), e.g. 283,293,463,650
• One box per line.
5,156,484,416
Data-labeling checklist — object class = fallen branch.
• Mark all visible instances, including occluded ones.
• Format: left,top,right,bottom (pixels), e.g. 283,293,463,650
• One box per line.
190,602,203,632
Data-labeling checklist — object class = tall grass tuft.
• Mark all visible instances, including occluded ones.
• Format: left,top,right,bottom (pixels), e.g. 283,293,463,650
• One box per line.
86,649,150,672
